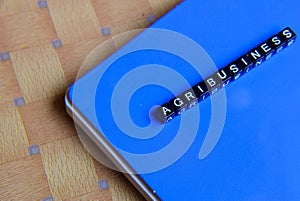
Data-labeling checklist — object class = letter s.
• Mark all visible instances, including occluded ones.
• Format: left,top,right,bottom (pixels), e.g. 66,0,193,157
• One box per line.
283,30,292,39
272,36,281,46
230,64,239,73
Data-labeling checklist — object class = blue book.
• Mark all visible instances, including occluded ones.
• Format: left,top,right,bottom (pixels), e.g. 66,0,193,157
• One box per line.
66,0,300,200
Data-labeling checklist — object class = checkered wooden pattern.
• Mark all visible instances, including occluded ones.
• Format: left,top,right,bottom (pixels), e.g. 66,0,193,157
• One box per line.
0,0,181,200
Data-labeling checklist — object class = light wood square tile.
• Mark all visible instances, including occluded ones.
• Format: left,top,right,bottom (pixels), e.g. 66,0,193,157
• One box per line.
0,9,57,52
40,136,99,200
0,61,22,104
10,44,67,103
93,159,118,182
47,0,100,44
66,188,112,201
0,0,38,16
110,173,145,201
19,95,76,145
56,37,115,85
0,155,51,200
91,0,153,35
0,102,29,164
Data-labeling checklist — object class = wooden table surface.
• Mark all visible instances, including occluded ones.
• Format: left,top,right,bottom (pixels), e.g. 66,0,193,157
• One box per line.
0,0,181,200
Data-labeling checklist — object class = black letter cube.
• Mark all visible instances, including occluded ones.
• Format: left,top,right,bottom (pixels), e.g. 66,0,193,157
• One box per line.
236,55,254,74
205,73,223,95
268,34,286,54
247,47,266,67
258,40,276,61
181,88,198,109
157,103,176,123
192,81,209,101
223,62,243,81
279,27,297,47
169,96,188,115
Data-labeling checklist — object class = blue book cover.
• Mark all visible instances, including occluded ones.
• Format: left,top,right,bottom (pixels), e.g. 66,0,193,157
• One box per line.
67,0,300,200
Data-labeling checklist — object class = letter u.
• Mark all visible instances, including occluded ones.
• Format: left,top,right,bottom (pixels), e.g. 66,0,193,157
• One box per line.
217,70,227,79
